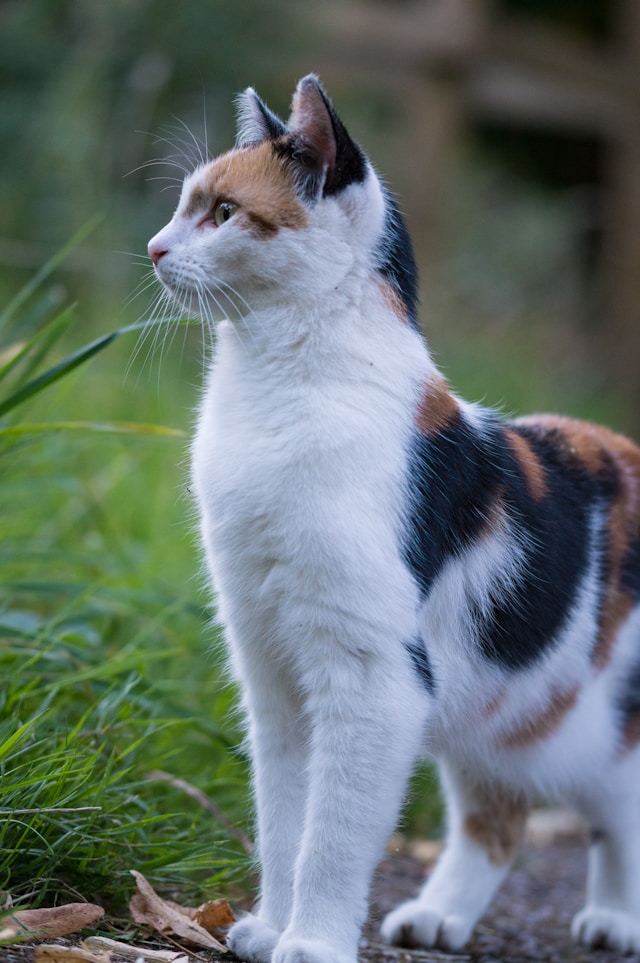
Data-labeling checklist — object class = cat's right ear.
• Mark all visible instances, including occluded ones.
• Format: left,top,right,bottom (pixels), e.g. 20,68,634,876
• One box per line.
235,88,287,147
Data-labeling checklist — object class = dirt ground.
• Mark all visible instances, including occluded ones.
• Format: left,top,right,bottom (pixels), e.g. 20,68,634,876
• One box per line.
4,827,640,963
366,835,640,963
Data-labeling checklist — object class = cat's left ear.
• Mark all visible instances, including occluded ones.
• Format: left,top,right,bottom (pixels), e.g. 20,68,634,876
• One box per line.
287,75,366,199
235,88,287,147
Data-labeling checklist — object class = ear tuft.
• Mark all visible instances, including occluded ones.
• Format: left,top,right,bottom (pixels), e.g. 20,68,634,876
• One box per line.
287,75,367,198
288,75,336,174
235,88,287,147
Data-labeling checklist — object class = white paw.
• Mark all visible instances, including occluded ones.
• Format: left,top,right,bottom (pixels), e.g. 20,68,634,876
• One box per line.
272,935,355,963
572,906,640,954
380,898,472,952
227,913,280,963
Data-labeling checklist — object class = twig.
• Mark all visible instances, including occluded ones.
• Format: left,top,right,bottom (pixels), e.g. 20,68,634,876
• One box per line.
0,807,102,816
161,931,215,962
146,771,254,856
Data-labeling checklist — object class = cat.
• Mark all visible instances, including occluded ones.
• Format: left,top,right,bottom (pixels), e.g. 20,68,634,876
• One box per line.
147,75,640,962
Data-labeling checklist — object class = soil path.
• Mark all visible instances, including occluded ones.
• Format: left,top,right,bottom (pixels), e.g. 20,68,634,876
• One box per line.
365,836,640,963
4,834,640,963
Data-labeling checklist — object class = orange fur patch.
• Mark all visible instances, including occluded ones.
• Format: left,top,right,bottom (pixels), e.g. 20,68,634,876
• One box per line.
378,279,408,324
504,428,547,501
463,785,528,866
186,143,308,237
620,712,640,754
415,378,459,437
516,414,608,474
594,438,640,668
481,688,506,718
501,686,579,749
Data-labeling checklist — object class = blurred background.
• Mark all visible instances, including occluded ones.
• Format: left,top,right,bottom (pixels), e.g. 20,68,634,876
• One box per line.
2,0,640,428
2,0,640,906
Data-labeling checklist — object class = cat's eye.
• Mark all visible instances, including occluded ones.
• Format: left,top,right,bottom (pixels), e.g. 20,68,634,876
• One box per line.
214,201,238,227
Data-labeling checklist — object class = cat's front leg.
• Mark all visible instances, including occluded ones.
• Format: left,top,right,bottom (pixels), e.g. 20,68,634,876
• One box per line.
381,760,528,952
226,660,309,963
271,660,427,963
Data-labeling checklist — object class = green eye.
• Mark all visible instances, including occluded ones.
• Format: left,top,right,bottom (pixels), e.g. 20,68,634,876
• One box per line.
214,201,238,226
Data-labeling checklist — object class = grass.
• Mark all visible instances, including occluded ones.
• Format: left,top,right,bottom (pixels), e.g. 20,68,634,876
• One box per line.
0,242,252,914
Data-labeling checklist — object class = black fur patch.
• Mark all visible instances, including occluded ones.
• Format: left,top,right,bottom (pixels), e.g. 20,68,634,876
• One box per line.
473,424,600,669
405,635,435,692
375,191,420,329
404,416,621,670
404,411,503,597
247,93,288,143
315,85,367,197
616,653,640,735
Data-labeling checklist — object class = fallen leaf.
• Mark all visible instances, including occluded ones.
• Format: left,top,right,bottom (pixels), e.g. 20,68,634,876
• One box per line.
34,945,111,963
129,871,227,952
0,903,105,940
85,936,188,962
194,898,235,933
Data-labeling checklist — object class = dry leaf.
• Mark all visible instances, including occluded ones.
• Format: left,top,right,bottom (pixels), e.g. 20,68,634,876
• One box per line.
129,871,226,952
194,898,235,933
0,903,105,941
34,945,110,963
84,936,188,962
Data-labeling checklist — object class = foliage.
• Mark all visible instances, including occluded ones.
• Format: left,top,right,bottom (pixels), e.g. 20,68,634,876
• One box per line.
0,240,250,910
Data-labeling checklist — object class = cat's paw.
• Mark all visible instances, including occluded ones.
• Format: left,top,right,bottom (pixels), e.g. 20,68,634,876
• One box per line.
272,935,355,963
227,913,280,963
572,906,640,954
380,899,472,952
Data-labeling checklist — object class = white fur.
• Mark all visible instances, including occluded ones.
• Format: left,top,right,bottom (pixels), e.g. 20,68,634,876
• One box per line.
149,133,640,961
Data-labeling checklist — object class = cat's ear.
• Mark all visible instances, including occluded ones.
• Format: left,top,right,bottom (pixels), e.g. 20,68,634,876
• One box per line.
287,75,366,199
235,88,287,147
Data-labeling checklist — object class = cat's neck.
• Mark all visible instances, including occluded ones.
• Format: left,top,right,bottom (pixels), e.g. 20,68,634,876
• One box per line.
218,277,434,381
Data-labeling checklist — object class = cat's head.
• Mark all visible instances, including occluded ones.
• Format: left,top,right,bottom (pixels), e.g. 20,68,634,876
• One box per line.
148,75,417,327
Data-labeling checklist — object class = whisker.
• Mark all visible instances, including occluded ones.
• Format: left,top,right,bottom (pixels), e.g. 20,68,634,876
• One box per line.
125,154,191,179
201,84,210,163
145,175,185,186
213,276,253,316
158,124,203,171
170,114,208,168
123,274,160,311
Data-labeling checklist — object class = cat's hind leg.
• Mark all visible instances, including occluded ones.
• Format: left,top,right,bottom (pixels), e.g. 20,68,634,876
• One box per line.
381,760,528,952
572,758,640,954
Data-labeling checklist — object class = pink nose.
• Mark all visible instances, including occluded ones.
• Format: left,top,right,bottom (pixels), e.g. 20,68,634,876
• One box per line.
148,240,168,266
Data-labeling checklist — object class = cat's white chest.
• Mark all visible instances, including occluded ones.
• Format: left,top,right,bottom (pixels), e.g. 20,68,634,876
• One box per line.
191,321,426,666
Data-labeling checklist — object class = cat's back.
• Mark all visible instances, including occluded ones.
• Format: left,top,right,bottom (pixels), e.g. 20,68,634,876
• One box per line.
513,411,640,495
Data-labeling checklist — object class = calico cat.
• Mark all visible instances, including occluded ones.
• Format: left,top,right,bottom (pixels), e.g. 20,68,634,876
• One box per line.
148,76,640,962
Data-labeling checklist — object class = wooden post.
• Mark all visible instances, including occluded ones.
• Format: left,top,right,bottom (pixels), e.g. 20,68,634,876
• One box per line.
600,0,640,428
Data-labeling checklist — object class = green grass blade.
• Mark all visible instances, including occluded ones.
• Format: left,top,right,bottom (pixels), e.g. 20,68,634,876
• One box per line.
0,314,205,419
0,216,102,331
0,329,121,418
0,716,40,763
0,421,186,438
0,305,76,388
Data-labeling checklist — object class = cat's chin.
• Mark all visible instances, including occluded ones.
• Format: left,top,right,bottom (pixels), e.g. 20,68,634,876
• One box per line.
162,291,243,326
